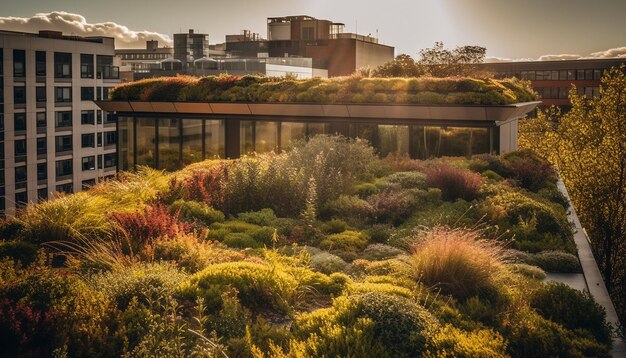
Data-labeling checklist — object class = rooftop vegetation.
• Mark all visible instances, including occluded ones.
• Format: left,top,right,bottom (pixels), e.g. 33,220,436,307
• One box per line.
110,74,538,105
0,136,610,357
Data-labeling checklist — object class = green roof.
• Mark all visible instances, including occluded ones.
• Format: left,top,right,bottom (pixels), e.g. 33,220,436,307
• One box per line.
110,75,538,105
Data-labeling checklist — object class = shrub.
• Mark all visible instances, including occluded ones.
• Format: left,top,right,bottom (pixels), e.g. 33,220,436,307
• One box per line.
508,263,546,280
222,233,261,249
320,195,374,224
221,155,306,217
309,252,348,274
366,224,393,243
481,170,504,182
180,261,307,313
530,282,611,344
170,199,225,226
0,218,25,240
237,208,278,226
293,293,437,358
412,227,505,300
153,233,244,272
380,171,427,189
353,182,378,197
286,135,378,204
510,250,581,273
504,308,610,358
367,189,417,225
426,324,508,358
320,219,348,234
249,226,277,246
469,154,507,175
502,150,556,192
362,244,404,261
176,164,225,206
425,164,483,201
0,241,39,265
90,262,186,310
320,230,369,261
111,203,194,255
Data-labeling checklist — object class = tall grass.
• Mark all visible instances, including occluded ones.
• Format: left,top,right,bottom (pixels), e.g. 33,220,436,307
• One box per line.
19,193,113,243
411,227,506,300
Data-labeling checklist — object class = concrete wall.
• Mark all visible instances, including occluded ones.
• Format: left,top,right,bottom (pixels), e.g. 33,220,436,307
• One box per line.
498,119,519,153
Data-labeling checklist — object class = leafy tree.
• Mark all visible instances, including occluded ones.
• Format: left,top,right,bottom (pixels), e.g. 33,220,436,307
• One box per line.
372,54,425,77
519,65,626,322
373,42,488,78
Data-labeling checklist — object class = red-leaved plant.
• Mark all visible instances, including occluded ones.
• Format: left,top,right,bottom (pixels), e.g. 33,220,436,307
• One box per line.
425,164,483,201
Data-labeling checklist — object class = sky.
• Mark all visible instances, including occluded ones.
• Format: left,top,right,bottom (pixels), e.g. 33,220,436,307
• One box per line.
0,0,625,61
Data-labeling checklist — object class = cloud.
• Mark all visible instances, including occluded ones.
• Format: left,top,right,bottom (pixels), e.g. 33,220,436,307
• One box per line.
587,47,626,59
0,11,171,49
537,54,582,61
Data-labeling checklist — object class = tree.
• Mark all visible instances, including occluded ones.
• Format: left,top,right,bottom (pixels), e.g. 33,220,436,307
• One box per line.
519,65,626,322
372,54,425,77
373,42,488,78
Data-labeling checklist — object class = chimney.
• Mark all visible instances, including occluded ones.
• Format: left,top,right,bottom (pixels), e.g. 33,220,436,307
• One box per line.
189,29,194,35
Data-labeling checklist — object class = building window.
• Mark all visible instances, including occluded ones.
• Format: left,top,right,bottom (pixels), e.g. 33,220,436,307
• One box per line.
15,166,27,183
80,54,94,78
82,179,96,190
97,132,103,147
14,113,27,131
81,133,95,148
56,183,73,194
55,135,73,153
97,110,103,124
104,131,117,146
82,156,96,171
55,159,73,178
36,51,46,76
81,110,95,125
13,49,26,77
15,192,28,208
36,87,47,103
36,112,47,128
96,87,102,101
104,153,117,168
593,69,602,80
37,188,48,201
54,52,72,78
37,137,47,155
14,86,26,105
55,87,72,103
81,87,94,101
37,163,47,181
15,139,27,159
55,111,72,128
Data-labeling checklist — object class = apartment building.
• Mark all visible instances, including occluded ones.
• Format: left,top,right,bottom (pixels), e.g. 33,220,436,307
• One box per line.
481,58,626,108
173,29,210,69
0,30,120,216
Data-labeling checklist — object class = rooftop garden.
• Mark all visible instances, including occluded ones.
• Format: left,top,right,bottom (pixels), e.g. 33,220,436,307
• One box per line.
110,74,538,105
0,136,611,357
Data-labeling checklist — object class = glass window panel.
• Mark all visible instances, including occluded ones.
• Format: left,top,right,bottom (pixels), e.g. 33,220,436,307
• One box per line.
378,125,409,157
205,119,224,159
136,117,156,167
253,121,278,154
182,119,203,165
118,116,134,170
240,120,255,155
158,118,181,171
280,122,306,149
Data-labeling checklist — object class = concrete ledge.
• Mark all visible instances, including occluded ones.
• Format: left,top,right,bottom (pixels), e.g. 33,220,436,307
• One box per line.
557,179,625,356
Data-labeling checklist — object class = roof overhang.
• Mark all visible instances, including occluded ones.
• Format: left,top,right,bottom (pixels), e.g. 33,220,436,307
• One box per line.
94,101,541,124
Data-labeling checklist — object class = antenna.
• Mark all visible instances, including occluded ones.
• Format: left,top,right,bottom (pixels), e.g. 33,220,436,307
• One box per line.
355,19,358,34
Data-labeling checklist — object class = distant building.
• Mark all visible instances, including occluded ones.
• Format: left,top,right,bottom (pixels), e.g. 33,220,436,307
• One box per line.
0,30,120,216
174,29,209,69
480,58,626,109
115,40,173,73
266,15,394,77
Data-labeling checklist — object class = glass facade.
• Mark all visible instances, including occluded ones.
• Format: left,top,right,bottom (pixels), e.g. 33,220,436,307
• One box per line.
118,117,225,171
117,116,498,171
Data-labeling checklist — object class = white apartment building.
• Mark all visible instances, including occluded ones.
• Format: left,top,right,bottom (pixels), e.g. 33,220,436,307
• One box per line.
0,30,120,216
